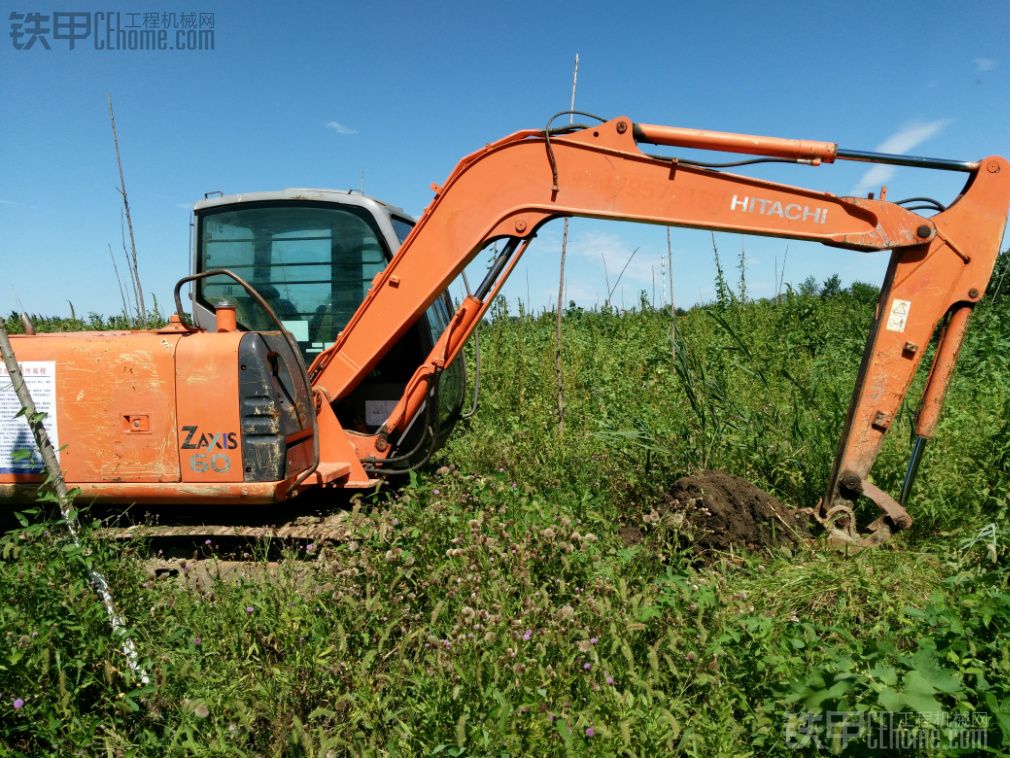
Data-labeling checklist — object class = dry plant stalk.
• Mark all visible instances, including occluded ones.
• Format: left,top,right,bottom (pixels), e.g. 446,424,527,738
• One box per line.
108,94,146,326
555,52,580,435
667,227,677,363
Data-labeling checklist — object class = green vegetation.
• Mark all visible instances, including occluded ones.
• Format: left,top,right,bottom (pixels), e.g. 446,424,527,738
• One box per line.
3,299,163,334
2,269,1009,755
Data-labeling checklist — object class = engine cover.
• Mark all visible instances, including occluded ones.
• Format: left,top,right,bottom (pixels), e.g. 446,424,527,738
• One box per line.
0,328,313,504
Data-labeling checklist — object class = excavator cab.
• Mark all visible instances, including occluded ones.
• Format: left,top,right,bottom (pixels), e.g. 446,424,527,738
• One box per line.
190,189,465,455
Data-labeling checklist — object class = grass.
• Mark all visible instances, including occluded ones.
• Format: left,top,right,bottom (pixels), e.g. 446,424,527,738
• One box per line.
2,275,1010,755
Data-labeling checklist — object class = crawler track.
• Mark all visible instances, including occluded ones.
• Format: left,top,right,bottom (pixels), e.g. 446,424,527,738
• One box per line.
3,493,366,578
101,494,358,547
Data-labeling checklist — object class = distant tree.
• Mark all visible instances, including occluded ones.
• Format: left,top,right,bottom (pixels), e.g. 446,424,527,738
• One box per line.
798,275,819,297
820,274,842,298
848,281,879,305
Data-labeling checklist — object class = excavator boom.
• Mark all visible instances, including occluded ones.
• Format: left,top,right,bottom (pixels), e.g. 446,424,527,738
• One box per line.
310,115,1009,543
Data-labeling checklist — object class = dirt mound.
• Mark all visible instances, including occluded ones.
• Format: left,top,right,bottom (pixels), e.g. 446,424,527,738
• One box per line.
625,470,812,556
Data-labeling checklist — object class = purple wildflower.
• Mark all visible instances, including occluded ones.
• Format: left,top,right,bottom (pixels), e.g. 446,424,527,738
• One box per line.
606,674,615,685
590,636,598,645
432,489,441,496
306,543,315,553
585,726,595,737
583,662,592,671
522,629,533,641
204,539,212,546
245,606,254,615
13,698,24,710
194,635,202,647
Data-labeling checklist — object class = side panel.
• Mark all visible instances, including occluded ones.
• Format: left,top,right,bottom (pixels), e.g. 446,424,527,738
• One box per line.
175,332,244,483
0,331,182,484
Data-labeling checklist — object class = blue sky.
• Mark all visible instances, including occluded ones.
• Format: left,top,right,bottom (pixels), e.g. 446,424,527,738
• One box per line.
1,0,1007,318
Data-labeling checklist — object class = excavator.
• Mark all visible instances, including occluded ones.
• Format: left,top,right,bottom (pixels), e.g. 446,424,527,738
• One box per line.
1,113,1008,547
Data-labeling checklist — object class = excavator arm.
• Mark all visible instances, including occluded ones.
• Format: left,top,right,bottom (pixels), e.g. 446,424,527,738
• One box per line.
308,115,1010,544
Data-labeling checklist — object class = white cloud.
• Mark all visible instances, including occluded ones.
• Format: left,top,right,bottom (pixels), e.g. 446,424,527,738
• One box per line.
872,121,950,154
0,199,22,206
570,229,657,292
851,119,950,196
974,57,997,72
325,121,358,135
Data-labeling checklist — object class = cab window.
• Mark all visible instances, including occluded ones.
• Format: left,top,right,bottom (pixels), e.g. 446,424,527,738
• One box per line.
197,203,387,360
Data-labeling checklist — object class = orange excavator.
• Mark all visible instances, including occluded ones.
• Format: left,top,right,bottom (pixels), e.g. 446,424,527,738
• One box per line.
2,113,1008,547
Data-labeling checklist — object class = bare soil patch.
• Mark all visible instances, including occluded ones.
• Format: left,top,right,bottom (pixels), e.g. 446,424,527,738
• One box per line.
624,470,813,556
666,470,812,552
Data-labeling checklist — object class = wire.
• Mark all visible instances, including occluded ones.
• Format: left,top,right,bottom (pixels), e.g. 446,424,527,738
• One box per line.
544,110,609,194
674,156,807,169
366,423,436,475
642,151,814,169
362,370,443,474
545,109,608,132
894,196,947,212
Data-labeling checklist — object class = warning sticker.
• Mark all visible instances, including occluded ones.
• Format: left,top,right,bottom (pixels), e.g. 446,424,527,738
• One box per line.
885,299,911,333
0,361,59,474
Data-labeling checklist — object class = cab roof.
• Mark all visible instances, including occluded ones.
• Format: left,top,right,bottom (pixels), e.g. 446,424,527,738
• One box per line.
193,188,412,220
